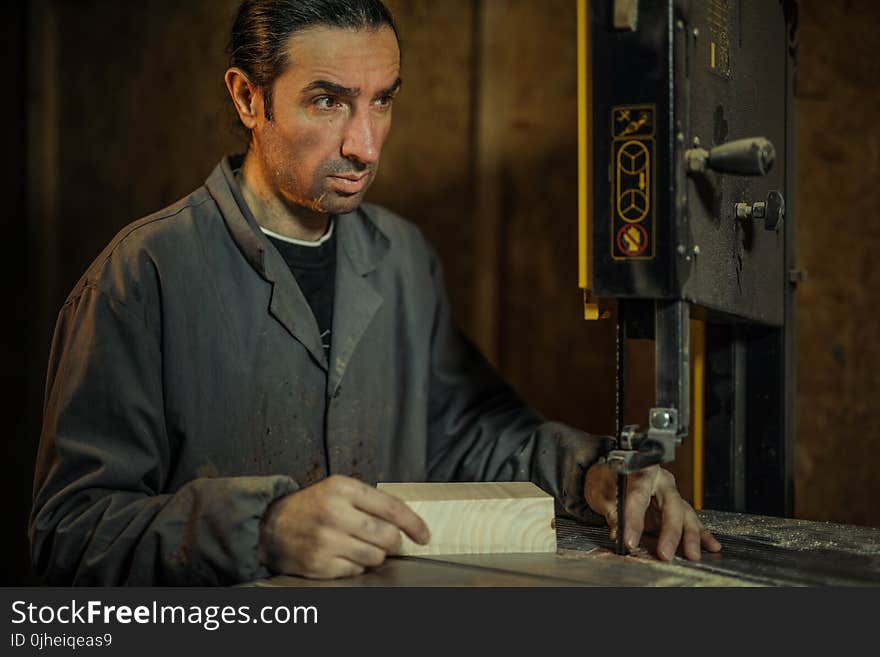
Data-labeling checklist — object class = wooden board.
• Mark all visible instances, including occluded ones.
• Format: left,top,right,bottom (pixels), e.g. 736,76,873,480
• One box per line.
376,482,557,556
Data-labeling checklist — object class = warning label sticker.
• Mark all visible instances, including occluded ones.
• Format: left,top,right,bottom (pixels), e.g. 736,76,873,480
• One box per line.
612,107,655,139
611,105,655,260
616,224,649,256
707,0,732,78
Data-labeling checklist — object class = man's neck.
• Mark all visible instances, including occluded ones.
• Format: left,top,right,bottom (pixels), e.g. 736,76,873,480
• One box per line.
238,154,331,242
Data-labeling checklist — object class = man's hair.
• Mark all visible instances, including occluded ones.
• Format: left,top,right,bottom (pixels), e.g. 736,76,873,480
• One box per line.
228,0,400,121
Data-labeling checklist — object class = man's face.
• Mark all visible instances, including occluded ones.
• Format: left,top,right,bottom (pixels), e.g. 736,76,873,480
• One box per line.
251,25,401,216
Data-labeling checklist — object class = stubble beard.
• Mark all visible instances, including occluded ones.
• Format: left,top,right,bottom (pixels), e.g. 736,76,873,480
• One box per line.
309,166,376,216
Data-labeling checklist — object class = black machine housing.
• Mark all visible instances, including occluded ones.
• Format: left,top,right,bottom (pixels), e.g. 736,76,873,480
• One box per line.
588,0,798,515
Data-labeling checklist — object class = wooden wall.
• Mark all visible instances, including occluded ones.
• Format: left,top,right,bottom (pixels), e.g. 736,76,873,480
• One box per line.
794,0,880,526
8,0,879,584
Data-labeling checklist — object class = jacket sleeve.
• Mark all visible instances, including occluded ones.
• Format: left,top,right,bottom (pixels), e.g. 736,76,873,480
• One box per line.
423,249,609,524
30,284,298,585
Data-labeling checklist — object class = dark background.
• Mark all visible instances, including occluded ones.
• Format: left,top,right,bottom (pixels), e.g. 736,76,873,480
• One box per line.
3,0,878,585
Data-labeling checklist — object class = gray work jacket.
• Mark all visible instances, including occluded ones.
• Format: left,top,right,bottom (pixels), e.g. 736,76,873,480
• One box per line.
30,156,607,585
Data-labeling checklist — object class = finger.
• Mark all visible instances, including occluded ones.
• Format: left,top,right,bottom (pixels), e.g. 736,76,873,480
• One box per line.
323,557,366,579
608,505,620,542
583,463,621,541
623,469,655,550
643,500,663,534
298,552,365,580
584,463,619,519
656,494,685,561
349,481,431,545
701,528,722,553
338,507,404,554
681,512,705,561
335,533,389,569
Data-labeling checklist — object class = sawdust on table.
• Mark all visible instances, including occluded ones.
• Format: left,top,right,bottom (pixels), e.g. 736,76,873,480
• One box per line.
700,511,880,555
558,548,761,587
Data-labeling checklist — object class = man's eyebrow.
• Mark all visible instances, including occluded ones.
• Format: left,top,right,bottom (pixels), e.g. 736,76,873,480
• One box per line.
301,77,402,98
302,80,360,97
377,77,403,97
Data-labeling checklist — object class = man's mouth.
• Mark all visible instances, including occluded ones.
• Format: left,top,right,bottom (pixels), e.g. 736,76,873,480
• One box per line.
328,172,370,194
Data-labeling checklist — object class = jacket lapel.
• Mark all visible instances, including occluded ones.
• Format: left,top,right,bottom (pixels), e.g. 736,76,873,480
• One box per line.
328,207,389,397
264,245,328,370
206,156,328,370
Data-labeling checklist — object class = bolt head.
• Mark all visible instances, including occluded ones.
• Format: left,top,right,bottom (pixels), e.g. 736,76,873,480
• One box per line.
651,410,672,429
735,203,752,220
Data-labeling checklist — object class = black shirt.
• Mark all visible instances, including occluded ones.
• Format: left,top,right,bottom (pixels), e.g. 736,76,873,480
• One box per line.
263,223,336,362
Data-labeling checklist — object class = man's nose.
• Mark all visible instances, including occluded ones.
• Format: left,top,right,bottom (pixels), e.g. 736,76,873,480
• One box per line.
340,111,380,165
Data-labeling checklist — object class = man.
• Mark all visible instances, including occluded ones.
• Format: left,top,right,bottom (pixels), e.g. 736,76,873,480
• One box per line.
30,0,719,585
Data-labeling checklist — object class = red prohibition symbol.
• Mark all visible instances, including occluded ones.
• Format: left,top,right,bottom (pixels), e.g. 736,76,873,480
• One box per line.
616,223,649,257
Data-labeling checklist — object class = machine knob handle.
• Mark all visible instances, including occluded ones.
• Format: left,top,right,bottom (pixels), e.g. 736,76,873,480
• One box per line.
686,137,776,176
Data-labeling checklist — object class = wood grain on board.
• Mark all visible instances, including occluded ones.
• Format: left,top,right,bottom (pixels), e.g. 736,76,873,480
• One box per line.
377,482,557,556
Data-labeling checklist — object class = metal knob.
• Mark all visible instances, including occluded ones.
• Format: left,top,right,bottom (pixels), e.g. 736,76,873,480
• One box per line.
686,137,776,177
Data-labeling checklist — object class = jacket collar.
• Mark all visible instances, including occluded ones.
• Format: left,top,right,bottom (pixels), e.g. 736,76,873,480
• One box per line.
205,155,390,279
205,156,389,377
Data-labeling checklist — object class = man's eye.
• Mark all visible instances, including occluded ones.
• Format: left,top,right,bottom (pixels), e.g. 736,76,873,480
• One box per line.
314,96,339,110
375,95,395,109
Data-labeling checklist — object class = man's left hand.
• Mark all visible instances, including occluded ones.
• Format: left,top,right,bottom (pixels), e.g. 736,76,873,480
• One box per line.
584,462,722,561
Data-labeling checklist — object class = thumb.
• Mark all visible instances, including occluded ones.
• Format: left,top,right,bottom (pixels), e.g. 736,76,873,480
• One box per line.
584,462,620,531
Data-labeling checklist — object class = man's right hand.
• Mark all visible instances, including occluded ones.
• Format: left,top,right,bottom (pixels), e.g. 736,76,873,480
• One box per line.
257,475,430,579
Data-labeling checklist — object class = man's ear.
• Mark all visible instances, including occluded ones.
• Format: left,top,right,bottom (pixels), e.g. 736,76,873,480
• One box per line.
225,67,263,130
